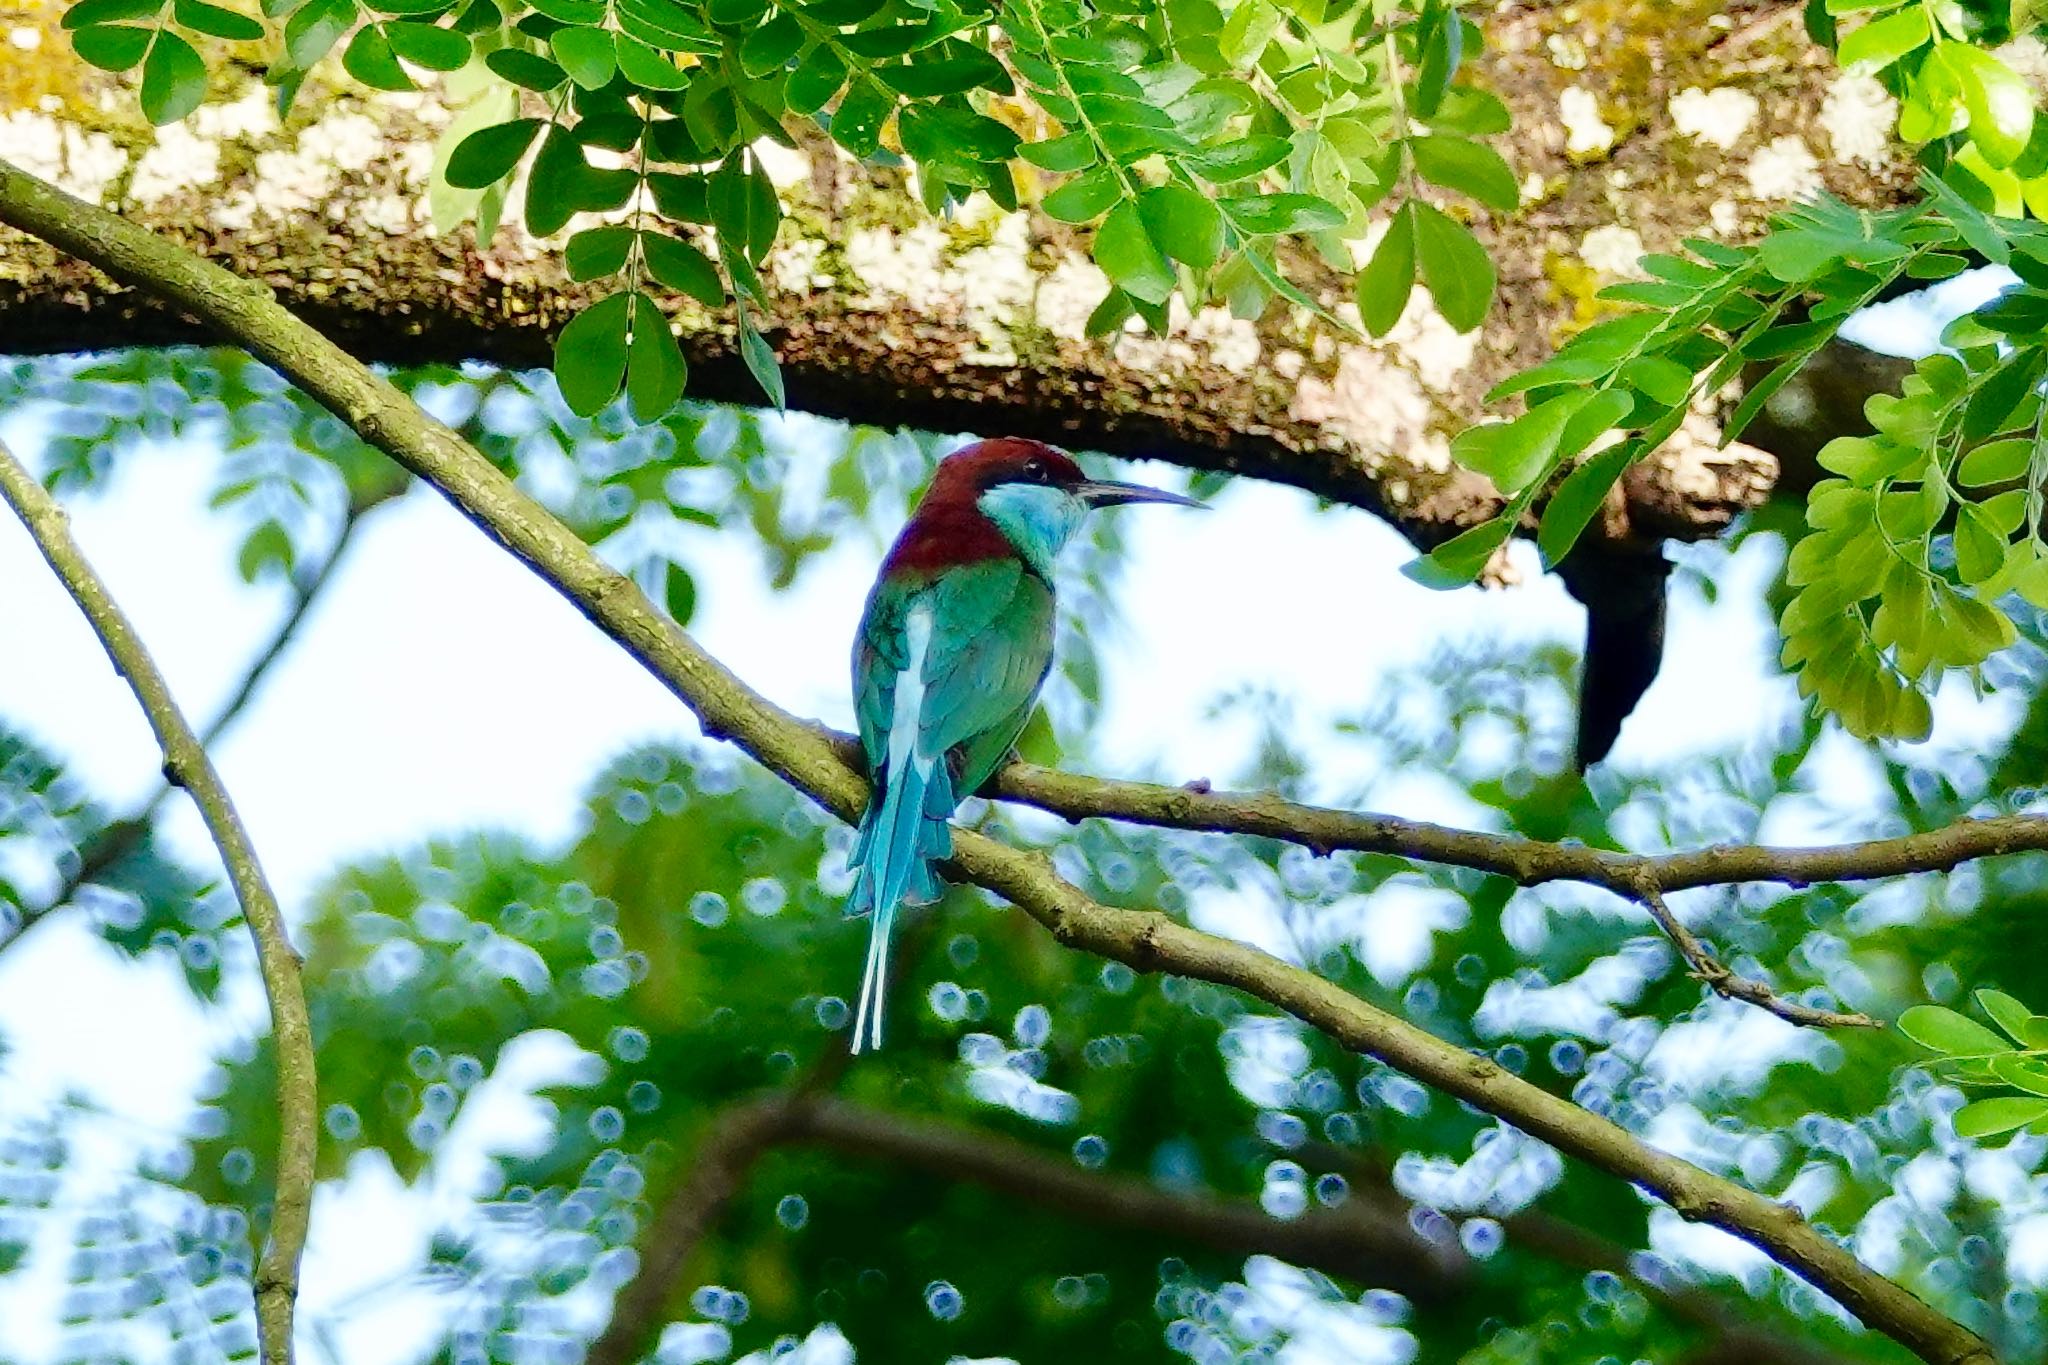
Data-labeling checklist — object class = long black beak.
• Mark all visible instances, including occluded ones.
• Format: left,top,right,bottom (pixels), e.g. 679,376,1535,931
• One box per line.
1074,480,1207,509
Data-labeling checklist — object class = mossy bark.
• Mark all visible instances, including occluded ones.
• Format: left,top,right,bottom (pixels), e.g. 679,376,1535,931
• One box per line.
0,0,1921,552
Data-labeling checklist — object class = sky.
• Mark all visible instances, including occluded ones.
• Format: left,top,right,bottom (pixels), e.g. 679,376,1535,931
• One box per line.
0,272,1997,1360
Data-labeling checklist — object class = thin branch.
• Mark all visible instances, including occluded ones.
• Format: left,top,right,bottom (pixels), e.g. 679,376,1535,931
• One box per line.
0,486,395,957
0,437,317,1365
982,751,2048,898
603,1089,1853,1365
804,1101,1861,1365
793,1096,1463,1296
1629,879,1876,1030
583,1095,800,1365
0,158,1993,1365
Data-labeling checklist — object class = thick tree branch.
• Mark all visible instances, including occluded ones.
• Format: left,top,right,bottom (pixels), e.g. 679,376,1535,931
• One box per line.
0,485,396,957
0,159,1992,1365
0,438,315,1365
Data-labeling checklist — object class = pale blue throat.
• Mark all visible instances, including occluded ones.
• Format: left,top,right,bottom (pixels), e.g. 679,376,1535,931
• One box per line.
976,482,1085,577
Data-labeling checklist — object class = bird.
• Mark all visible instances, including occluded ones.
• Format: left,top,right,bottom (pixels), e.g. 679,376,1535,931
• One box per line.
844,437,1202,1052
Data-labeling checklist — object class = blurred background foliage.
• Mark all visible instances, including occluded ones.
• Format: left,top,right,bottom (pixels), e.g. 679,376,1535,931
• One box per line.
0,347,2045,1365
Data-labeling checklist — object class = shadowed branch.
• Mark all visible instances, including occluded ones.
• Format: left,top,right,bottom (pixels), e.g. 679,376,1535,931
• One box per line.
0,156,1992,1365
591,1092,1857,1365
0,436,316,1365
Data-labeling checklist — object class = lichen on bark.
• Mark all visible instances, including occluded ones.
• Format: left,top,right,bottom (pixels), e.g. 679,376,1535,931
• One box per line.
0,1,1922,555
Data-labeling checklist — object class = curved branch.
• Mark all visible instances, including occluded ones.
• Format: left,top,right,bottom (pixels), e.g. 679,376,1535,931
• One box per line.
0,438,315,1365
0,484,396,958
0,158,1991,1365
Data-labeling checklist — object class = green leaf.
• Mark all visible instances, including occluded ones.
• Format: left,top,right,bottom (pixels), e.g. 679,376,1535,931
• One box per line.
1403,516,1513,589
1959,436,2032,486
664,561,697,624
63,0,161,29
785,42,846,114
1185,135,1291,183
1220,193,1346,235
172,0,264,38
282,0,351,70
384,18,467,67
1455,391,1595,495
738,310,784,409
876,46,1007,97
1963,349,2047,442
1994,1054,2048,1096
1954,1096,2048,1139
236,521,294,583
1898,1003,2010,1055
485,47,566,90
552,24,616,88
1095,199,1175,306
738,11,801,74
1949,46,2035,168
1357,207,1417,338
1408,135,1519,214
1956,503,2006,584
1834,5,1929,74
1412,201,1495,331
140,29,207,123
1977,989,2040,1046
709,152,779,261
1020,132,1096,173
445,117,541,189
1042,166,1123,223
1411,0,1461,117
71,22,152,69
614,30,686,87
343,23,414,89
1622,355,1695,407
625,292,685,420
1138,184,1223,270
827,76,891,158
1218,0,1279,64
1539,440,1638,567
565,225,635,281
554,290,632,416
643,232,724,305
1432,85,1512,137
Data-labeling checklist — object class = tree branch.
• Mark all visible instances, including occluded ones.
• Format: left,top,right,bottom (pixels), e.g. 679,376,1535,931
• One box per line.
0,437,315,1365
1629,880,1875,1030
595,1088,1856,1365
978,750,2048,898
0,485,395,958
0,158,1992,1365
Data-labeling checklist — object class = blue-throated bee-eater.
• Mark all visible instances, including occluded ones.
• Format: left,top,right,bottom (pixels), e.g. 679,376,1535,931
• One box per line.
845,437,1202,1052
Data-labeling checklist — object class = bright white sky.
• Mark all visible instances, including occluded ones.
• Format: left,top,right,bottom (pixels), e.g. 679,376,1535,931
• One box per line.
0,275,1992,1361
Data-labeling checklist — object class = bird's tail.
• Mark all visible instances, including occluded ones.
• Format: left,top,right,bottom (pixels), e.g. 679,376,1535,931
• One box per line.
846,754,953,1053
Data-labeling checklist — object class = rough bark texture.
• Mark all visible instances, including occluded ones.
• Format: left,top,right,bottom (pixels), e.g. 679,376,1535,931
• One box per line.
0,0,1934,550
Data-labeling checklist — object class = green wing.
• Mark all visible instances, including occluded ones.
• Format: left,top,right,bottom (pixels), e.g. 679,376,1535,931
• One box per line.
852,559,1055,799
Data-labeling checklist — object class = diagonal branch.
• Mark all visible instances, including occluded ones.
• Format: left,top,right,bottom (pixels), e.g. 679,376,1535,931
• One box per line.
0,157,1992,1365
0,438,315,1365
1628,880,1875,1030
0,483,398,958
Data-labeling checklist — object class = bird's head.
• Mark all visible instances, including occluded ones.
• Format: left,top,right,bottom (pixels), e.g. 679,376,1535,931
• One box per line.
890,438,1202,578
930,437,1205,511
